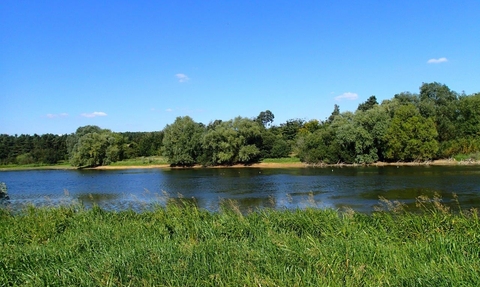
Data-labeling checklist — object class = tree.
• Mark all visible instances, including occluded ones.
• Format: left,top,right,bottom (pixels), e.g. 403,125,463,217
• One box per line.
357,95,378,112
279,119,305,141
351,106,390,163
201,117,262,165
419,82,458,142
259,130,290,158
455,93,480,137
298,119,321,136
330,112,357,163
69,128,120,167
256,110,275,127
327,104,340,123
384,104,438,161
162,116,204,166
297,125,338,164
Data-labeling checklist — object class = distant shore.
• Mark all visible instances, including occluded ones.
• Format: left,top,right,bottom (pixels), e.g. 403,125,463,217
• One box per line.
1,159,478,172
91,159,479,170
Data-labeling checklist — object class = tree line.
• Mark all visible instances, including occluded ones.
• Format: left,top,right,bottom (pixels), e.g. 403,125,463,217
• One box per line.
0,129,164,166
1,82,479,167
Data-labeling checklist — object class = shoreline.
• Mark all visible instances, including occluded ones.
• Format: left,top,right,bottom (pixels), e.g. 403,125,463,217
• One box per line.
91,159,479,170
1,159,478,171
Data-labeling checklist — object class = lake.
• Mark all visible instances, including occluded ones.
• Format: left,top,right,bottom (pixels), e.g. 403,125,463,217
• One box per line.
1,165,480,213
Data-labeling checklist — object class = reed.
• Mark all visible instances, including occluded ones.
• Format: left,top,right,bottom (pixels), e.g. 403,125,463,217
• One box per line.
1,196,479,286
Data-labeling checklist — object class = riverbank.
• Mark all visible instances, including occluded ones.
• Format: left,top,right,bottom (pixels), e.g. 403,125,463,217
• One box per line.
1,200,478,286
91,158,479,170
1,158,478,171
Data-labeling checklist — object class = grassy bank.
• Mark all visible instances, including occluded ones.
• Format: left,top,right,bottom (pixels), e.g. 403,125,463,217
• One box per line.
1,198,479,286
108,156,169,167
261,157,301,163
0,162,72,171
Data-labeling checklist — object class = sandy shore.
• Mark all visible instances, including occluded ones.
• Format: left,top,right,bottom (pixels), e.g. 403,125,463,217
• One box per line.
90,159,478,170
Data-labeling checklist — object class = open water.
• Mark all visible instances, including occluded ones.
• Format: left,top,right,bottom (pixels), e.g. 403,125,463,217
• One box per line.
1,165,480,213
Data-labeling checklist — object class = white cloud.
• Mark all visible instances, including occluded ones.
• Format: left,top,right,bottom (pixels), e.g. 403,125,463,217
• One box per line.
175,73,190,83
335,92,358,101
46,113,68,118
166,108,173,112
81,111,107,118
427,57,448,64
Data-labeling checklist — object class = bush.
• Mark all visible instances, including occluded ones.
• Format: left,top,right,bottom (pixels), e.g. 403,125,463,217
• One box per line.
0,182,8,199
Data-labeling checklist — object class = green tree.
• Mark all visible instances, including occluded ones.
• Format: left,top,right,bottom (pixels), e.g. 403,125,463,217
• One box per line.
259,130,290,158
327,104,340,123
353,106,390,163
201,117,262,165
69,128,120,167
298,119,321,136
162,116,204,166
384,104,438,161
279,119,305,141
456,93,480,137
256,110,275,127
329,112,357,163
419,82,458,142
357,95,378,112
297,125,338,164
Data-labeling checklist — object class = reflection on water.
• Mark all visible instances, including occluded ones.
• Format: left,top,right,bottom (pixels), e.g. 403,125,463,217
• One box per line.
1,165,479,213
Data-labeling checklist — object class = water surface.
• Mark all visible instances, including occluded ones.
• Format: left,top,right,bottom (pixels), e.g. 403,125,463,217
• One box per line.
1,165,479,212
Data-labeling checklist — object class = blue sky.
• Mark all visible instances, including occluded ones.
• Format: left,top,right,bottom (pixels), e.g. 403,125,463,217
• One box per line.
1,0,479,135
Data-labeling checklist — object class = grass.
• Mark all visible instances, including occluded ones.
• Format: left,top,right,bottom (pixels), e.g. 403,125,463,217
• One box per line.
261,157,301,164
108,156,169,166
1,195,479,286
454,152,480,162
0,161,72,171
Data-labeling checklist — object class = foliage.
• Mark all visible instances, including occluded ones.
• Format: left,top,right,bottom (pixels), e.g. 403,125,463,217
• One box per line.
258,131,290,159
68,127,122,167
1,201,479,286
357,95,378,112
0,133,68,165
439,137,480,158
0,182,7,199
162,116,204,166
201,117,262,165
297,126,339,164
327,104,340,123
256,110,275,127
384,104,438,161
298,107,390,164
278,118,305,141
456,93,480,137
419,82,458,142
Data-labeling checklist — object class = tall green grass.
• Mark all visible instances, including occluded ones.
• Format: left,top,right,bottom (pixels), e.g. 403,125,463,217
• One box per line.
108,156,169,166
1,197,479,286
0,162,72,171
261,157,301,164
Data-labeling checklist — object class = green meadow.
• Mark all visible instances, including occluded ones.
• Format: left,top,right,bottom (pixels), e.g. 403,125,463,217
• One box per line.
1,196,479,286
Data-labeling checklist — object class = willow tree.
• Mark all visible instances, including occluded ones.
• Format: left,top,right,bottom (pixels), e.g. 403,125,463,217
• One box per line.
68,126,121,167
202,117,262,165
162,116,204,166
